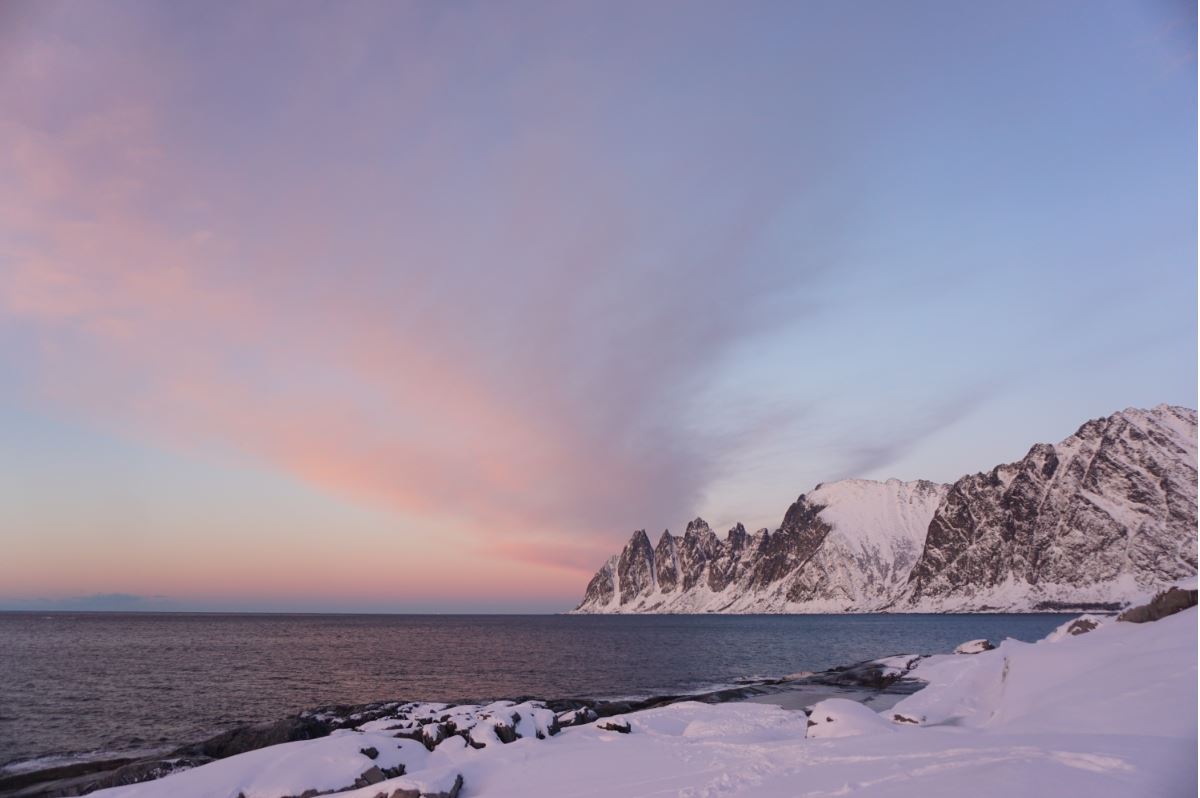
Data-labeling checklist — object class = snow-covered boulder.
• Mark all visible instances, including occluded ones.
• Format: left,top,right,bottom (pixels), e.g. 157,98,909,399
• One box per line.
513,704,560,739
954,638,995,654
805,699,897,738
1043,614,1106,642
555,706,598,727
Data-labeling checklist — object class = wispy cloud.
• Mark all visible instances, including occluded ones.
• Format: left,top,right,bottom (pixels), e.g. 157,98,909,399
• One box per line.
833,386,1000,481
1,2,1193,606
0,4,859,579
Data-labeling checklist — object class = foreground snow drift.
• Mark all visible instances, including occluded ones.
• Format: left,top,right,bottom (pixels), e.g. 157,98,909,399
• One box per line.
93,608,1197,798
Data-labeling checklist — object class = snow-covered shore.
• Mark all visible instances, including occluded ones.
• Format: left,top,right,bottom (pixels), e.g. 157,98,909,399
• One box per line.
80,595,1197,798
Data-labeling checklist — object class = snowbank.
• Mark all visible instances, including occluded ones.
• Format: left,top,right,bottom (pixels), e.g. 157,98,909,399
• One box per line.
92,608,1197,798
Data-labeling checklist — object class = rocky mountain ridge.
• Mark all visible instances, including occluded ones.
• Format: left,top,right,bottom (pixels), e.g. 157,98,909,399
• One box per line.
574,405,1198,613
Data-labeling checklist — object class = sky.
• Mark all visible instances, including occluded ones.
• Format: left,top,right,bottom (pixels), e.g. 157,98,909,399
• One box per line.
0,0,1195,613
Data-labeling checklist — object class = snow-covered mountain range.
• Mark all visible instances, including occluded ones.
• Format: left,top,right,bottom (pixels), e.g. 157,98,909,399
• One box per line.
574,405,1198,613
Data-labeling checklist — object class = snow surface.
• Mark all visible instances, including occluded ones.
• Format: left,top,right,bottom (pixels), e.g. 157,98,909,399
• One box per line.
91,731,428,798
90,608,1196,798
807,478,945,554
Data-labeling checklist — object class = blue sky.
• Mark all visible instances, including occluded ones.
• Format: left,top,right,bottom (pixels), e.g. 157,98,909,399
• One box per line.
0,0,1194,611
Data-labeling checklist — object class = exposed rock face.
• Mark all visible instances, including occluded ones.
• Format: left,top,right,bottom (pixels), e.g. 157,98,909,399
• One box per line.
573,405,1197,614
654,531,678,592
577,555,617,609
903,405,1197,611
678,518,722,591
758,497,833,593
617,530,655,603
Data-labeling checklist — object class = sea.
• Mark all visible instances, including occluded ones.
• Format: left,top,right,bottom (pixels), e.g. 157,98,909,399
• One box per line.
0,612,1076,772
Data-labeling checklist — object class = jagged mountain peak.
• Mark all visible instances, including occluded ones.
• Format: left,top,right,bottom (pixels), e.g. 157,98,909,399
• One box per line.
574,405,1197,614
626,528,651,547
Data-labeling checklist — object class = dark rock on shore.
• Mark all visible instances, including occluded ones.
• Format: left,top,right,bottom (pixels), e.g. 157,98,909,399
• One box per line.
493,717,518,744
808,656,924,690
0,755,215,798
175,715,331,761
1118,585,1199,623
386,773,464,798
0,758,137,797
1062,617,1101,636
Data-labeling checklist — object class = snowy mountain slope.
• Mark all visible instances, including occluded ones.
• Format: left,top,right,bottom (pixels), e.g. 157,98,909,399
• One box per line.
575,479,947,613
574,405,1197,613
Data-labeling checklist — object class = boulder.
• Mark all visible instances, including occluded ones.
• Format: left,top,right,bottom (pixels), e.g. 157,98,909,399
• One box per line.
1118,586,1198,623
1064,617,1099,636
494,717,519,744
1044,613,1107,642
387,772,464,798
354,765,386,788
555,707,598,727
954,639,994,654
598,719,631,733
420,722,448,750
805,698,896,738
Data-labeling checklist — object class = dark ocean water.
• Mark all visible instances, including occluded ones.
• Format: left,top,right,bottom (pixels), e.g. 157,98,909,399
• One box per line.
0,612,1076,770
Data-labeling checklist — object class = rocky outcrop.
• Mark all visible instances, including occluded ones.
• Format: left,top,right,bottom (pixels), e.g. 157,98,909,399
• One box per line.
577,556,617,609
574,405,1197,614
617,530,655,603
1118,585,1199,623
902,405,1197,611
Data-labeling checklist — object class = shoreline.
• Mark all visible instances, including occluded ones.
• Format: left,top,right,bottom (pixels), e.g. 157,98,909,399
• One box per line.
0,611,1081,780
4,587,1192,798
0,656,927,797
